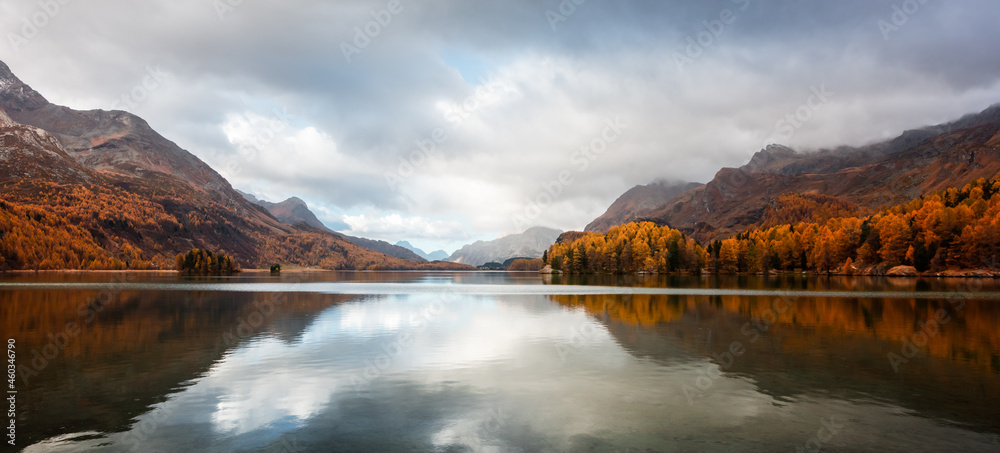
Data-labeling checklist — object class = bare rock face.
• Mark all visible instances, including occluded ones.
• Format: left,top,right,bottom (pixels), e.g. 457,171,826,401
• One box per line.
538,265,560,274
886,265,918,277
0,60,237,202
642,104,1000,242
0,105,93,183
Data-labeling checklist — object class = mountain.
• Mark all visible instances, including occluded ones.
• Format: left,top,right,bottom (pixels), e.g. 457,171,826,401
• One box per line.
237,191,334,233
0,61,239,204
585,179,702,233
0,59,468,271
447,227,562,267
600,104,1000,242
342,236,426,262
237,191,426,262
396,241,449,261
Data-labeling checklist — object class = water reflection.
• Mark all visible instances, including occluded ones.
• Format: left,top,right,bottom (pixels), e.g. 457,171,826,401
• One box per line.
4,275,999,452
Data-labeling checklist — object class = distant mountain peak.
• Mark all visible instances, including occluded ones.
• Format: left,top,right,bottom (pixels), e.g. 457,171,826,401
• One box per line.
395,241,449,261
239,192,333,233
448,227,562,266
741,144,797,173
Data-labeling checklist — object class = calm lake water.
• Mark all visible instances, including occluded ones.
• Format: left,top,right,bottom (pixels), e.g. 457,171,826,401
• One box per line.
2,272,999,452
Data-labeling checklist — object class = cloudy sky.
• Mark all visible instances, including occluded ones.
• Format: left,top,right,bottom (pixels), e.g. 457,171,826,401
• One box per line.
3,0,1000,253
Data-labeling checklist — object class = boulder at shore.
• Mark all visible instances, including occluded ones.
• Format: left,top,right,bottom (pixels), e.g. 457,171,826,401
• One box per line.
539,265,561,274
886,265,918,277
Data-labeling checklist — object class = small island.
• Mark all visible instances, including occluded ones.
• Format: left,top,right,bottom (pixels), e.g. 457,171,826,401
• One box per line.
175,248,240,275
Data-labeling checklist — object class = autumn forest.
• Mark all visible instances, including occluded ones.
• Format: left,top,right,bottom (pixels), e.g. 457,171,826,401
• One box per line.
547,175,1000,275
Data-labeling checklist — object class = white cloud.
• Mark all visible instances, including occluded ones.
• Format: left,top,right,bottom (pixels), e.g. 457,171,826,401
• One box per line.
341,212,471,243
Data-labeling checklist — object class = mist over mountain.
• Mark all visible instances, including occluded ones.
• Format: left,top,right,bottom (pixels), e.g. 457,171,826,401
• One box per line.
586,104,1000,242
585,180,702,233
447,227,562,267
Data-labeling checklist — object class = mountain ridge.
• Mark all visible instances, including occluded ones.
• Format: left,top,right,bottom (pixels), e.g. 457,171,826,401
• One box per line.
396,241,450,261
585,180,702,233
0,59,469,271
236,190,427,262
586,103,1000,242
447,227,562,267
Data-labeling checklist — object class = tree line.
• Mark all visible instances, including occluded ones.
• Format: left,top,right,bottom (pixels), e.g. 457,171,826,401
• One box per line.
175,248,239,275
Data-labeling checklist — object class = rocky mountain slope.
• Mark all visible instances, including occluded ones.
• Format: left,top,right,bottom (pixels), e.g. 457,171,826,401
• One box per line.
0,59,465,270
585,180,702,233
589,104,1000,242
0,61,238,202
237,191,333,233
448,227,562,267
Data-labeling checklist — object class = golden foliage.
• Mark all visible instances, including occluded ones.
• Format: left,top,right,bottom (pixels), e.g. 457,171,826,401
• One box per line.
547,222,706,274
550,176,1000,274
508,258,544,271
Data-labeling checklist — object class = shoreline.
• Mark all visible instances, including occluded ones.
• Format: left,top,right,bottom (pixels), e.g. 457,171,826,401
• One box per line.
1,268,997,278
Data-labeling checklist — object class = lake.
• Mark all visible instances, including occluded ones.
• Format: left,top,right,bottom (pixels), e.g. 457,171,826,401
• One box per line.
3,272,999,452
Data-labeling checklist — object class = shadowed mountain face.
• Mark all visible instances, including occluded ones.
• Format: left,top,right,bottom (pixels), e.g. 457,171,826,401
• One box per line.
638,104,1000,242
585,180,702,233
396,241,449,261
448,227,562,266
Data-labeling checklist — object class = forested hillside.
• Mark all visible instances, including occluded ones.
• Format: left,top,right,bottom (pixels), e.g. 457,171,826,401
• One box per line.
548,175,1000,275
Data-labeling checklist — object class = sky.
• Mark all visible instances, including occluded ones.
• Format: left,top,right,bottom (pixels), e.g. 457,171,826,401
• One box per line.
3,0,1000,254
